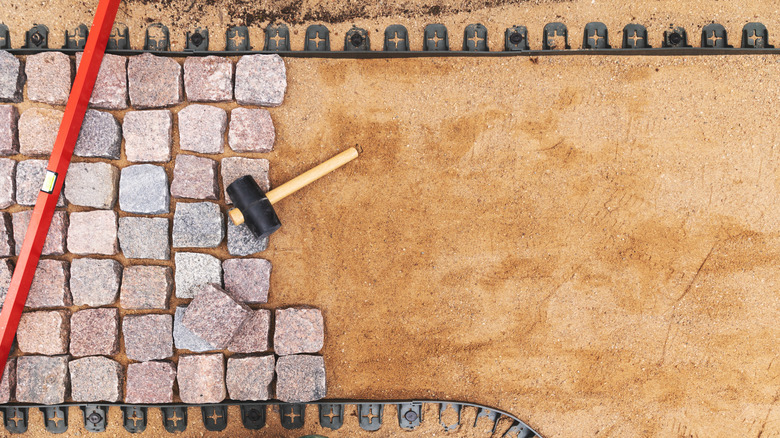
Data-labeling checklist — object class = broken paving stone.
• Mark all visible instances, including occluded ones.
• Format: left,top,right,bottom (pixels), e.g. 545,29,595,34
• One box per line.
67,210,117,255
274,308,324,356
221,157,270,204
12,210,67,255
226,355,274,401
123,110,173,163
0,212,12,257
0,51,24,102
181,284,250,350
63,162,119,208
171,154,219,200
69,356,122,402
177,104,226,154
234,54,286,107
0,105,18,155
26,260,71,308
70,258,121,306
118,164,169,214
127,53,183,109
0,158,13,208
120,265,172,309
118,217,170,260
223,258,271,304
184,56,233,102
0,358,15,403
228,309,271,354
227,220,269,256
172,202,224,248
25,51,72,105
17,310,69,355
18,108,63,156
177,353,226,404
69,308,119,357
16,159,65,206
275,355,326,403
228,108,275,153
76,52,128,110
174,252,221,299
125,361,176,404
173,305,214,353
74,109,122,159
123,314,173,362
15,355,69,405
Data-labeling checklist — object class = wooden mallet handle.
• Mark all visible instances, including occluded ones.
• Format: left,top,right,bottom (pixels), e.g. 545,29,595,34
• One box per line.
229,147,359,225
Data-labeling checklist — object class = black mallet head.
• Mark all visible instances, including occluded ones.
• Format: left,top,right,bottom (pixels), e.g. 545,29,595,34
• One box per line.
227,176,282,239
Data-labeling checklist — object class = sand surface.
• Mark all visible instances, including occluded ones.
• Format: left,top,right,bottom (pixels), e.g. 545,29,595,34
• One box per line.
2,0,780,437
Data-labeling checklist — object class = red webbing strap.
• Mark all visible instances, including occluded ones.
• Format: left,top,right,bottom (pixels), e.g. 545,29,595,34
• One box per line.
0,0,121,378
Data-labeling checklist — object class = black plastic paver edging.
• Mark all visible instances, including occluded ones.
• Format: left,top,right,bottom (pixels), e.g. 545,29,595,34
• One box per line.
1,399,542,437
4,47,780,57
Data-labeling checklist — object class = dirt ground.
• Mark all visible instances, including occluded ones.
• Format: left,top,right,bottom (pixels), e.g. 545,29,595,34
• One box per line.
3,0,780,437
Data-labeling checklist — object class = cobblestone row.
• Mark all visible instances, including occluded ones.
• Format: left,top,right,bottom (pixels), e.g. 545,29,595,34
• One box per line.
0,50,328,405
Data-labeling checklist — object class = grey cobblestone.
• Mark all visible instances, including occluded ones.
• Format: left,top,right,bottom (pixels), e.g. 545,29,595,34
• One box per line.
15,355,69,405
123,314,173,361
70,258,121,306
118,216,170,260
16,159,65,206
119,164,169,214
69,356,123,402
0,158,13,208
0,104,18,155
174,252,222,299
172,202,224,248
74,109,122,159
0,51,24,102
235,54,286,107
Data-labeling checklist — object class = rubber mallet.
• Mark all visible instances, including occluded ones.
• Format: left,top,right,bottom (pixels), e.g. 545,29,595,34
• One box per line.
227,147,359,238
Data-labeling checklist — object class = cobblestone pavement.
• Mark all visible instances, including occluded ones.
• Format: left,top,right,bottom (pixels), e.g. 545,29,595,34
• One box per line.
0,51,326,405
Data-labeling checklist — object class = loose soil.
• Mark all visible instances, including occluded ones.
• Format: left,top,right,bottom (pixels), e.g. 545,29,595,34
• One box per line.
2,0,780,437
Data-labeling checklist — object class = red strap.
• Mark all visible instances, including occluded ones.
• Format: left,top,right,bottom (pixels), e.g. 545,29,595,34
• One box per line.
0,0,121,377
